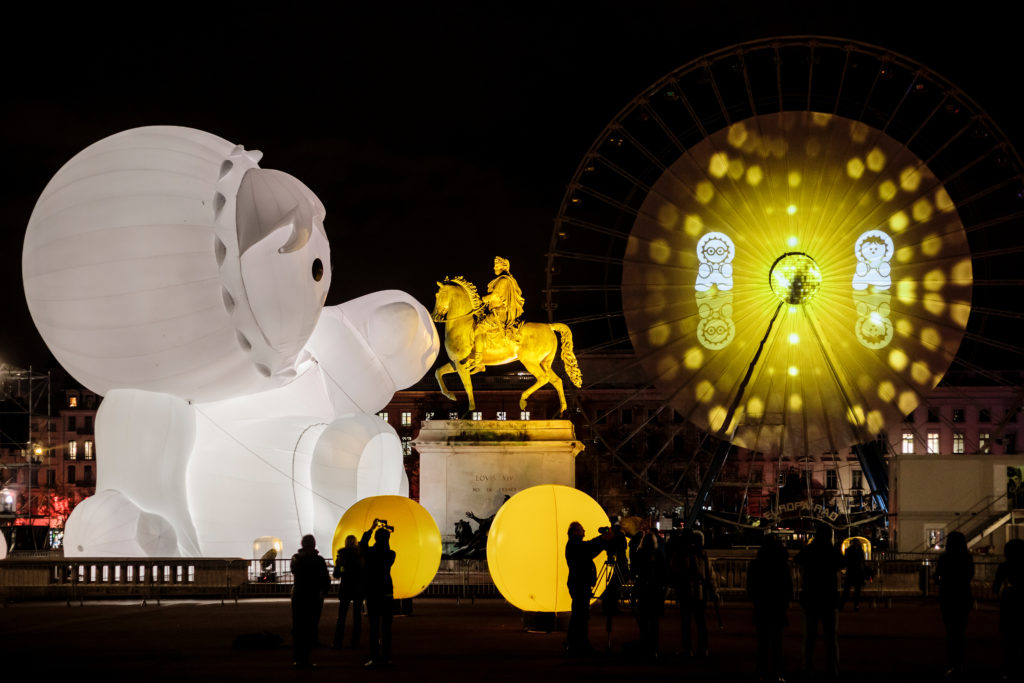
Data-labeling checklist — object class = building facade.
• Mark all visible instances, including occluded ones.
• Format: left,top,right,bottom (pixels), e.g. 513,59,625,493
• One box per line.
1,370,98,546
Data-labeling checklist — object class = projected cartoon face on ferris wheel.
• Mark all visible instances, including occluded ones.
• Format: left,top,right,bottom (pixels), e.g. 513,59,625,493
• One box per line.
623,109,972,458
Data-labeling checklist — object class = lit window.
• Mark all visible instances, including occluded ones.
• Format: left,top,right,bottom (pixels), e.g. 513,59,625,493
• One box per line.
520,411,530,421
496,411,507,421
902,432,914,454
401,412,412,426
953,432,964,454
377,412,388,423
927,432,939,454
980,432,991,454
851,470,864,491
401,436,412,456
68,396,78,408
471,412,482,421
449,412,459,420
67,441,77,460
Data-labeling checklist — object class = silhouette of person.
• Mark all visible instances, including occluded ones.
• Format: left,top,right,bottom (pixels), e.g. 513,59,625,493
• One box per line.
333,534,363,649
993,538,1024,681
747,534,792,683
290,534,331,669
935,530,974,677
600,523,629,624
361,520,396,668
795,525,844,680
631,529,668,656
564,521,613,656
670,528,716,657
840,539,867,611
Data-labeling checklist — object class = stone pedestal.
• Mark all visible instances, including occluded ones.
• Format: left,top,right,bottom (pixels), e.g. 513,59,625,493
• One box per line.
414,420,585,538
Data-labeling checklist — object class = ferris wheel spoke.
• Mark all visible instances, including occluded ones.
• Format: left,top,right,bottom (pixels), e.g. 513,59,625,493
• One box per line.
554,216,631,241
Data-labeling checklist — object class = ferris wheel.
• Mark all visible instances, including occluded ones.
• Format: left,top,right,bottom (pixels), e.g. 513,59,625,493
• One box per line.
544,37,1024,525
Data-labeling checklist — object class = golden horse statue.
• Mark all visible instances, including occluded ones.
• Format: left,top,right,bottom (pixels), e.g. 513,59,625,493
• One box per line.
431,276,582,414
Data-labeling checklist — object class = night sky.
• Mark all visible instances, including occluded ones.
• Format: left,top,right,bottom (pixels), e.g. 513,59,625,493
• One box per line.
3,3,1021,372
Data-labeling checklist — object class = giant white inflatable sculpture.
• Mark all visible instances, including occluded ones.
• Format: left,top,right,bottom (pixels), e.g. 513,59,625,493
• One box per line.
22,126,440,558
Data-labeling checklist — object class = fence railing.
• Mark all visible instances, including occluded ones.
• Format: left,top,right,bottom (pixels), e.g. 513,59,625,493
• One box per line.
0,553,1008,604
0,557,250,604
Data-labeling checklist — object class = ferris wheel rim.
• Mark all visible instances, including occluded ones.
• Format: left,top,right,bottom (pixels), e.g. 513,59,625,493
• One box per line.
546,35,1024,522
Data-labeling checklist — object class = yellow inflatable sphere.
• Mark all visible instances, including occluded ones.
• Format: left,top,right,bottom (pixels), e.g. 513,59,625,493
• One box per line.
487,485,610,613
332,495,441,599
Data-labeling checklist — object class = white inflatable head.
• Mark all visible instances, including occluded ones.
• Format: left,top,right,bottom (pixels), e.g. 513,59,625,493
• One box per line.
23,126,332,402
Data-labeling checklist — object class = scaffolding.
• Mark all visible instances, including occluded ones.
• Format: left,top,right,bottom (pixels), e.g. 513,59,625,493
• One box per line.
0,364,52,550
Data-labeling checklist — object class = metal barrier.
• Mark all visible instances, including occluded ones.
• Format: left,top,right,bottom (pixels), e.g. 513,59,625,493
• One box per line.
0,557,249,604
0,553,1007,604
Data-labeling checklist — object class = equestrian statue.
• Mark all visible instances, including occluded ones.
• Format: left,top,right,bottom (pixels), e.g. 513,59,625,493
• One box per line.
431,256,582,414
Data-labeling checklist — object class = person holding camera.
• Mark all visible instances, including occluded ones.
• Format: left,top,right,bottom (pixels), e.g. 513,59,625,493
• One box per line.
565,521,614,656
360,519,396,668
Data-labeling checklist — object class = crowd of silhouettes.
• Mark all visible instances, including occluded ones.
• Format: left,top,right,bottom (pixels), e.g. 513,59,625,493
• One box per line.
284,521,396,670
287,512,1016,679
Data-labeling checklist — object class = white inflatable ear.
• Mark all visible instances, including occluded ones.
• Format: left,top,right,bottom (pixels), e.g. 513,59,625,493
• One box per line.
310,414,405,545
64,490,179,557
308,291,439,414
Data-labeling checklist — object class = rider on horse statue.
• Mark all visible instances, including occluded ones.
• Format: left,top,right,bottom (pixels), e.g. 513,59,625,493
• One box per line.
471,256,524,371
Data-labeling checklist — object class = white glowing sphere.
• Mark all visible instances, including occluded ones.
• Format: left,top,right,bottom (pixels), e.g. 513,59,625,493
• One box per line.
23,126,332,402
486,485,609,613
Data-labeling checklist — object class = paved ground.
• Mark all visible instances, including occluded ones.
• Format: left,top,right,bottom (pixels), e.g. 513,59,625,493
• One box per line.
0,596,1005,682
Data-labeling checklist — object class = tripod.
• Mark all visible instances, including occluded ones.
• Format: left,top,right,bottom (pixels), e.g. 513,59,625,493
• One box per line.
593,554,634,650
